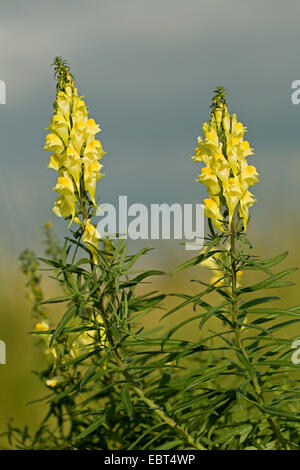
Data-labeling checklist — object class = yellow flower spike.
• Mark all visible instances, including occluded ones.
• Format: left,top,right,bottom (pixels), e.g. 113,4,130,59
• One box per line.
84,160,104,205
198,167,220,196
44,133,65,156
238,190,257,229
47,58,106,233
84,139,105,161
194,88,258,233
203,198,224,232
223,177,243,227
49,114,69,145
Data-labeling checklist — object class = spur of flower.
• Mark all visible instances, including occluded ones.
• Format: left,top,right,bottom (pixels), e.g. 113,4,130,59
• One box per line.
193,87,259,232
44,57,105,257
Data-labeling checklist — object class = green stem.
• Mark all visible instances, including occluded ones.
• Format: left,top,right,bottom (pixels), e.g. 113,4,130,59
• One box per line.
93,260,206,451
112,341,206,450
230,221,287,450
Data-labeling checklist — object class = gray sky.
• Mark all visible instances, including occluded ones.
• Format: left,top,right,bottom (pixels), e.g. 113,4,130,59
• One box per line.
0,0,300,257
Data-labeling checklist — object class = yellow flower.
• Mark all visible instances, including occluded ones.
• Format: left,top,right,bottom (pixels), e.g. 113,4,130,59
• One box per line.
240,165,259,190
64,146,82,192
52,195,76,219
204,198,224,232
226,137,240,176
53,173,76,220
205,129,219,148
231,114,246,138
84,139,105,161
198,167,220,198
48,154,63,171
82,221,101,262
83,160,104,205
56,91,71,118
72,95,88,118
223,178,243,226
238,190,256,228
193,146,214,168
83,222,100,246
70,120,87,154
49,114,69,144
86,118,101,139
34,321,49,332
239,140,253,158
46,376,64,388
213,153,230,184
54,174,75,195
44,133,65,156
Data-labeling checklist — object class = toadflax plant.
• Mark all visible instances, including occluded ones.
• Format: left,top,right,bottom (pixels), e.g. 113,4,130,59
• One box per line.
164,87,300,450
4,58,207,451
4,63,300,450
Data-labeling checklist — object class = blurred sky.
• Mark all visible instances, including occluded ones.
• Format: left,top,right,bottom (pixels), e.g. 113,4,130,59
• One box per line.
0,0,300,258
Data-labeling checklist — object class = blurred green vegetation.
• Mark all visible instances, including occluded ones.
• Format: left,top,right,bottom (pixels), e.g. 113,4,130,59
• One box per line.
1,225,300,447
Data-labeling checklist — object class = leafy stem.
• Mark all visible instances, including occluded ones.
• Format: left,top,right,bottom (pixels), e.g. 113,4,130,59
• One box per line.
230,217,288,450
91,256,207,451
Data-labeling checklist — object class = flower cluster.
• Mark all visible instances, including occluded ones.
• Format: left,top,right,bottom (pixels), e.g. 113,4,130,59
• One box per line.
193,89,259,232
44,59,105,258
